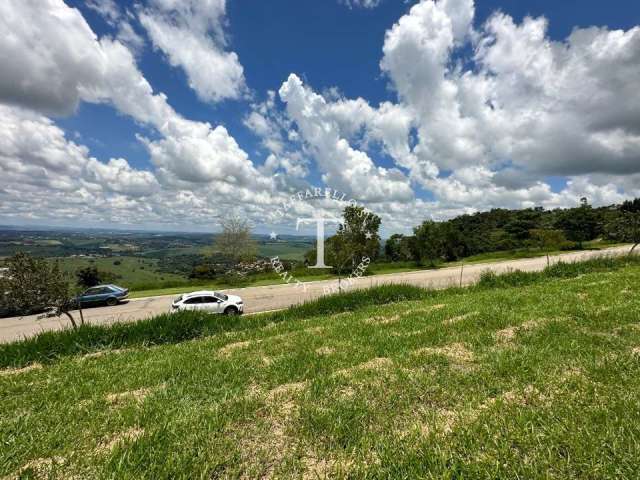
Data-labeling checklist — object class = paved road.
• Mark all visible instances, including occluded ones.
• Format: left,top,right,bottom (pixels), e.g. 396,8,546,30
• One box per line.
0,246,632,343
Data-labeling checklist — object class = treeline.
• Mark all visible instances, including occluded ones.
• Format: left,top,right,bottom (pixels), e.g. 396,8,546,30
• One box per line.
385,198,640,265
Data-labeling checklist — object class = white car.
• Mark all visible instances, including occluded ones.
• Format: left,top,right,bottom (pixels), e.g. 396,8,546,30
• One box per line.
171,291,244,315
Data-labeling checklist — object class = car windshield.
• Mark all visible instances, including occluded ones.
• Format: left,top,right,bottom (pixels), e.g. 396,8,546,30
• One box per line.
214,292,228,301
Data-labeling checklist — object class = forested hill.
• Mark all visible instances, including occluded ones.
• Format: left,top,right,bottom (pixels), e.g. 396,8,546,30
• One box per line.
385,199,640,264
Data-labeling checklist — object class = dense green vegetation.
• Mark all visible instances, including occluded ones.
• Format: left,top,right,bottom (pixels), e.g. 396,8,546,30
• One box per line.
1,257,639,478
385,198,640,266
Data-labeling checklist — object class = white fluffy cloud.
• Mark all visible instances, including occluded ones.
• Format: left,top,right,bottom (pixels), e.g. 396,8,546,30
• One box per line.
138,0,246,103
0,0,281,229
279,74,414,203
1,0,639,232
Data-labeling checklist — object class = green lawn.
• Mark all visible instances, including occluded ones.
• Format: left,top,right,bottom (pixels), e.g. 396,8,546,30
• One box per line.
1,262,639,478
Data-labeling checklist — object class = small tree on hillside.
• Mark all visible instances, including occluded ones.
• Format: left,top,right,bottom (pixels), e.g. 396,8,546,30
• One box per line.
213,216,258,265
0,253,82,328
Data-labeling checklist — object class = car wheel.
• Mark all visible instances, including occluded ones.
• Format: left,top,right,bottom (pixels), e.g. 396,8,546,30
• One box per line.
106,297,118,307
224,306,239,316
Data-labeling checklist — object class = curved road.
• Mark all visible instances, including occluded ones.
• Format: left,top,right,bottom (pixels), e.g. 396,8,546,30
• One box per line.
0,246,631,343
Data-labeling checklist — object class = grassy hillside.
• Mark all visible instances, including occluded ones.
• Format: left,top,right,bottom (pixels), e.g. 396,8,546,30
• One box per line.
1,263,639,478
54,256,185,286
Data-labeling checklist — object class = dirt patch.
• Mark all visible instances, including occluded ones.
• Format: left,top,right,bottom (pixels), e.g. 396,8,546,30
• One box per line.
0,363,43,377
97,427,144,454
631,347,640,358
218,340,254,357
444,311,479,325
414,343,474,363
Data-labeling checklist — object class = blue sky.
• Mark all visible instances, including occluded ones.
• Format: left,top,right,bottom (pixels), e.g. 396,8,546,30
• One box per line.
61,0,639,193
1,0,639,233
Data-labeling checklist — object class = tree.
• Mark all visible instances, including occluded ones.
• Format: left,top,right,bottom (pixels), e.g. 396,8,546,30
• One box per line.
607,210,640,255
339,206,381,263
76,266,101,288
76,266,120,288
555,202,600,247
324,232,356,292
385,234,414,262
413,221,443,266
530,229,566,266
0,253,82,327
213,216,258,264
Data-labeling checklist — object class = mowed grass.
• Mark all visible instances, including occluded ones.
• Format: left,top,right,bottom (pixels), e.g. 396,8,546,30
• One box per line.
2,266,640,478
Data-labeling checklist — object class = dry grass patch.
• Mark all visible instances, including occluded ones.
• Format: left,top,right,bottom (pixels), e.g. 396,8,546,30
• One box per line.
80,348,132,360
0,363,42,377
6,456,66,479
218,340,254,357
106,384,164,406
444,311,479,325
266,381,308,403
414,343,475,363
631,347,640,358
332,357,393,377
495,319,548,343
315,346,335,356
364,314,400,325
97,427,144,454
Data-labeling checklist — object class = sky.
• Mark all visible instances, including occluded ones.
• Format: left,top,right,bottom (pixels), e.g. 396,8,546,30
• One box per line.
0,0,639,236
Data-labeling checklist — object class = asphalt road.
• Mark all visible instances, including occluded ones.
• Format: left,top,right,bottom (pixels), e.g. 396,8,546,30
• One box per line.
0,246,632,343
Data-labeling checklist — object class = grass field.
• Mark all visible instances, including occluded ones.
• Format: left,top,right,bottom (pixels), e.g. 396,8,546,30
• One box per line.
54,256,185,287
1,258,639,478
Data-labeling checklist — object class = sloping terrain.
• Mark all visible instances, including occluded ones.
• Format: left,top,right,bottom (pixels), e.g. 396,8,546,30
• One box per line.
1,265,640,478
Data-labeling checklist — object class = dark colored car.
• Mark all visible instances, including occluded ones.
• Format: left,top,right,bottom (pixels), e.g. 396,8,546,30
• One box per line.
77,284,129,307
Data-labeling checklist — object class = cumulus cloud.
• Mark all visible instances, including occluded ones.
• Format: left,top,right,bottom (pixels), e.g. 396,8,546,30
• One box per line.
0,0,282,229
1,0,639,231
138,0,247,103
380,0,640,182
279,74,414,203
